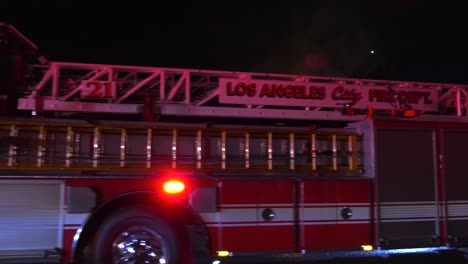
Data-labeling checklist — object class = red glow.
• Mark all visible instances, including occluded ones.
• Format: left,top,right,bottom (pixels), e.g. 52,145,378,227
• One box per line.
402,109,419,118
163,180,185,194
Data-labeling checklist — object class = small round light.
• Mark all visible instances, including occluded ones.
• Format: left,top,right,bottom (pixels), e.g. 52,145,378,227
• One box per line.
163,180,185,194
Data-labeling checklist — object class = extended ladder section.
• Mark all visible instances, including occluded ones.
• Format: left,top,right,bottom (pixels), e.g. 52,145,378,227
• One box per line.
0,120,362,176
16,62,468,121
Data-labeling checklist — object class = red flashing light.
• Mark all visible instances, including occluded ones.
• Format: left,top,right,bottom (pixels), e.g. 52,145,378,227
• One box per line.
163,180,185,194
402,109,420,118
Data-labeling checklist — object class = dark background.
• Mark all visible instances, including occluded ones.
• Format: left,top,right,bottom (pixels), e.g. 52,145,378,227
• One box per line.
2,0,467,84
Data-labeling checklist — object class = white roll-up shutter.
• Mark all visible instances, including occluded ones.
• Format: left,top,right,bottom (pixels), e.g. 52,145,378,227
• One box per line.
0,180,63,251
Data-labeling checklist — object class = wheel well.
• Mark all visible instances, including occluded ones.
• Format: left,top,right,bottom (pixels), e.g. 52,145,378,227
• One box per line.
72,191,210,263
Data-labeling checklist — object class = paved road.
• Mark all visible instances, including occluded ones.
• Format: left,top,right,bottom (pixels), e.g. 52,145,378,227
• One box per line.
2,247,468,264
217,247,468,264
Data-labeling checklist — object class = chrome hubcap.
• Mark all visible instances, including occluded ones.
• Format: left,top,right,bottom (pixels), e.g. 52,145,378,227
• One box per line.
112,226,168,264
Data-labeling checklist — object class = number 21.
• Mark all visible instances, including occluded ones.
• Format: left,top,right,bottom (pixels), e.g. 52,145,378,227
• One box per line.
84,81,112,98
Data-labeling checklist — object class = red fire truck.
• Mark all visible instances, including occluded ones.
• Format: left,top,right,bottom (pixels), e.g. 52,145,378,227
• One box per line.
1,22,468,264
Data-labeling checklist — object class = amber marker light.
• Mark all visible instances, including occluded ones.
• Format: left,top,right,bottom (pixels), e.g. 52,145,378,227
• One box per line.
163,180,185,194
361,245,373,251
217,250,231,257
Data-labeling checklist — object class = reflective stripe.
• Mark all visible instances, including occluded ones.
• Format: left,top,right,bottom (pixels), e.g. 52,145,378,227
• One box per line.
302,203,336,207
303,220,370,225
447,200,468,204
201,207,294,223
380,204,437,219
447,201,468,217
64,213,88,226
221,203,291,208
205,222,295,227
302,206,370,220
380,201,436,205
207,208,257,222
64,225,82,230
202,205,371,226
303,203,369,207
381,218,436,223
447,217,468,221
302,207,335,221
268,208,294,221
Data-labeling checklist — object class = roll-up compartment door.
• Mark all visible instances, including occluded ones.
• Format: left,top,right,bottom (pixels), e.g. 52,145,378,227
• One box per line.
0,180,63,253
376,128,439,248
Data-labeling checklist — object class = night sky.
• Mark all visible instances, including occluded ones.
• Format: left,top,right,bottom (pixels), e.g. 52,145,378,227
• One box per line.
3,1,468,84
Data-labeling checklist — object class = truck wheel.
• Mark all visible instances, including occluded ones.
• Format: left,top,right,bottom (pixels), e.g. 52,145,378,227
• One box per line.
90,207,180,264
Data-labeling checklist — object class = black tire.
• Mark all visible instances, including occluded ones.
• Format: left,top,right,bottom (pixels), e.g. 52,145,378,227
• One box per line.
89,207,181,264
187,223,212,264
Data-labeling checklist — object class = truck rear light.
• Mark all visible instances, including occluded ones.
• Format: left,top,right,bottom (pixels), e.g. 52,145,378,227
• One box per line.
163,180,185,194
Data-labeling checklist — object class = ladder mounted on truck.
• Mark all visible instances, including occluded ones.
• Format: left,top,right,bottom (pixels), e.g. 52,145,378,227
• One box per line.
0,119,362,176
15,62,468,122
